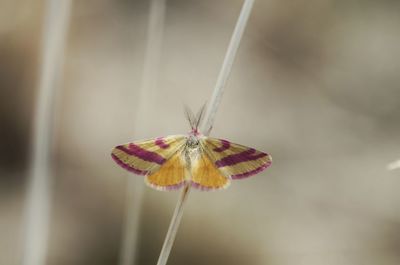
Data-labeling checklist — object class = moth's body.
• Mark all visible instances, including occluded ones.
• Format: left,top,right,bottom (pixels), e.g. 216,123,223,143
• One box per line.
183,131,201,173
111,109,272,191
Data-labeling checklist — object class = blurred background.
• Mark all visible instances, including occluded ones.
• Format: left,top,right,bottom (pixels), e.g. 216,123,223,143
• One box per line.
1,0,400,264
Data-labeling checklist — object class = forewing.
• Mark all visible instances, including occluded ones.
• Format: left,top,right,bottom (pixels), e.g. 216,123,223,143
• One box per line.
201,137,272,179
111,135,186,176
191,151,230,191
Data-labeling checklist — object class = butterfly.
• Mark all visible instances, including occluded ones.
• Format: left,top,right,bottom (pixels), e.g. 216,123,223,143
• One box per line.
111,107,272,191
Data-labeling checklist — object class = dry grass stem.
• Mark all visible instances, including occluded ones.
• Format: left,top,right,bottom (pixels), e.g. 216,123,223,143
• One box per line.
119,1,166,265
23,1,72,265
156,1,255,265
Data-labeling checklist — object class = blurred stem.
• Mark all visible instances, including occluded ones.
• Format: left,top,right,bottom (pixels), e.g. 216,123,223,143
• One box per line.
387,159,400,170
156,1,255,265
23,1,72,265
119,1,166,265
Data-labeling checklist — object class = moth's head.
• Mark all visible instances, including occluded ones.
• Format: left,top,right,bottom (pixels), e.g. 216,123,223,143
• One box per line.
185,104,206,136
186,134,200,149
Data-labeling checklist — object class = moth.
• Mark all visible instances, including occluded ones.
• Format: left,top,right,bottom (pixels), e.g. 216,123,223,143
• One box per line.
111,107,272,191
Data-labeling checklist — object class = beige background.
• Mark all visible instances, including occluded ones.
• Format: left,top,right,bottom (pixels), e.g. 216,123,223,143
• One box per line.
1,0,400,264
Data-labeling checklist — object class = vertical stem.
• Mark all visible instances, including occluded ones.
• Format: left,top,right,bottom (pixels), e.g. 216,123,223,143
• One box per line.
139,0,167,105
202,0,255,135
23,1,72,265
119,1,166,265
156,1,255,265
156,183,191,265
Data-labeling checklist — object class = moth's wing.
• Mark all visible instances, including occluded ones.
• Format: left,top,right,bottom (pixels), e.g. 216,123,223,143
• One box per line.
145,150,189,191
191,150,231,191
201,137,272,179
111,135,188,190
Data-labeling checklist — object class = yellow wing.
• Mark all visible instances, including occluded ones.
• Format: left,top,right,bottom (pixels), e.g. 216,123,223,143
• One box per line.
191,151,231,190
145,150,188,191
200,137,272,180
111,135,188,190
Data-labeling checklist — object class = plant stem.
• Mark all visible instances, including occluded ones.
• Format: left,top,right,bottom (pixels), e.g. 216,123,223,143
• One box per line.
23,1,72,265
202,0,255,135
156,1,255,265
156,183,191,265
119,1,166,265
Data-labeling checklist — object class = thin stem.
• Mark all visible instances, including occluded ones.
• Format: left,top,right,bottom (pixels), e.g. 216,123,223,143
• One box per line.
119,1,166,265
156,1,255,265
23,1,72,265
156,183,191,265
202,0,255,135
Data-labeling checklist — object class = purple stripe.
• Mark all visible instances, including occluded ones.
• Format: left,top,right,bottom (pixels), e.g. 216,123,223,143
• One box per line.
191,181,227,191
117,144,165,165
231,160,272,179
155,137,170,149
164,182,185,190
151,181,186,191
213,139,231,152
111,153,149,175
215,149,267,168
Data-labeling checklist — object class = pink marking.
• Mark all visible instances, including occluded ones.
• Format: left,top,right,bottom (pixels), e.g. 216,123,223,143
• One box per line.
191,181,226,191
215,149,267,168
147,181,186,191
163,182,186,190
111,153,149,175
213,139,230,152
231,160,272,179
190,129,200,136
117,144,165,165
155,137,169,149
